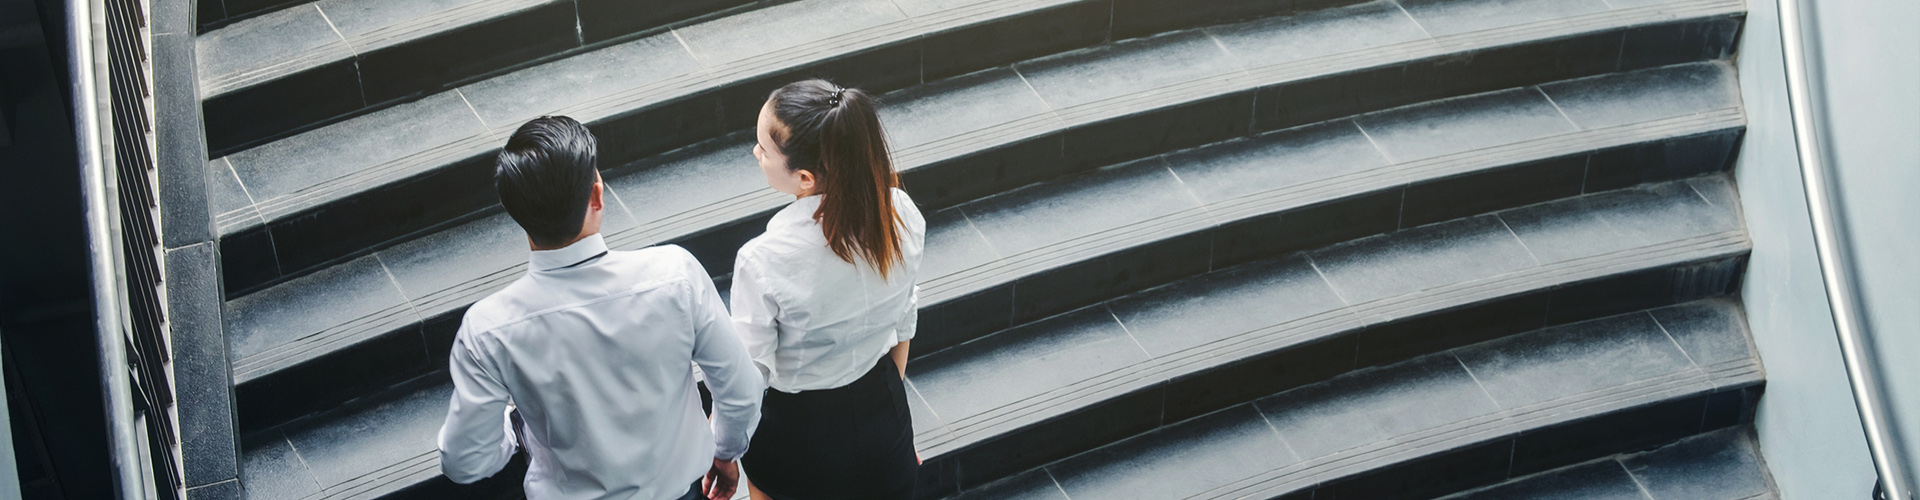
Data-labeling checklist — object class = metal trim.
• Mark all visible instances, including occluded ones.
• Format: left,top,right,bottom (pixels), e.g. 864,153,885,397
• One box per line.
1774,0,1914,497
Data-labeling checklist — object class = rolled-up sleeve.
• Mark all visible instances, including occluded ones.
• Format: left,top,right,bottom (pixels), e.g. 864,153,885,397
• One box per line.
894,285,919,343
687,251,764,460
728,248,781,381
437,330,517,483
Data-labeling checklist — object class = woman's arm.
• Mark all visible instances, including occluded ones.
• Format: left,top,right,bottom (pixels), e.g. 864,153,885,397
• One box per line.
890,340,910,379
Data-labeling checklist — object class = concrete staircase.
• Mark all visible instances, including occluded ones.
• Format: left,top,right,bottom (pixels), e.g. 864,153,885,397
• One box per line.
203,0,1773,497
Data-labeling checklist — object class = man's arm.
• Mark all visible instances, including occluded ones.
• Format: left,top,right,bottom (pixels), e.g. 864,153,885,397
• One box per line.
686,251,764,460
437,331,517,484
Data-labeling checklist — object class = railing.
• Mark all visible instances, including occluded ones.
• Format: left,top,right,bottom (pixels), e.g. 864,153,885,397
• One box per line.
1773,0,1914,498
65,0,183,497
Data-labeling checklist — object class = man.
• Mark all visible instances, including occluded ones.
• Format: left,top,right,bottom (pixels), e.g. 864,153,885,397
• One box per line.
438,116,763,500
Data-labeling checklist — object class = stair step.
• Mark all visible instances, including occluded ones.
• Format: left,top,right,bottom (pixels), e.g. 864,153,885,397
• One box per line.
223,61,1745,433
196,0,774,156
1438,428,1773,500
207,0,1743,300
233,175,1752,499
907,177,1750,493
942,299,1760,500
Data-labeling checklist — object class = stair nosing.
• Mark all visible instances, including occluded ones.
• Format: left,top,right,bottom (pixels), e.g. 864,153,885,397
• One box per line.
226,78,1745,399
915,227,1749,458
212,0,1743,248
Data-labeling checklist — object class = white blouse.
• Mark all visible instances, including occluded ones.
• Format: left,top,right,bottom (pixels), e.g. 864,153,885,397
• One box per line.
730,188,926,393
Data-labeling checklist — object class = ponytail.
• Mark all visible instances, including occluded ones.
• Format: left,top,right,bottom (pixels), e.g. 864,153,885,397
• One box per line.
768,80,905,279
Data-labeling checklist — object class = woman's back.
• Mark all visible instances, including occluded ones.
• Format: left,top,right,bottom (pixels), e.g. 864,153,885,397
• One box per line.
732,187,925,392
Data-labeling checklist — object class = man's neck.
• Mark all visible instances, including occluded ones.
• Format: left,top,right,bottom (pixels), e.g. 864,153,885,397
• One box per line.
531,232,595,251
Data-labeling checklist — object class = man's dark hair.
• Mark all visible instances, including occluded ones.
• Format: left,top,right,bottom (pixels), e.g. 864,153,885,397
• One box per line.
496,116,599,248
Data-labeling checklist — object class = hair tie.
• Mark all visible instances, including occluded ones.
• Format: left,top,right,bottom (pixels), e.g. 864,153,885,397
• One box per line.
828,86,847,106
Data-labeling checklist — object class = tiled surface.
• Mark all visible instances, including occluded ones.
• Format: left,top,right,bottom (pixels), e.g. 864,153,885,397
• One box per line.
315,0,498,39
920,208,1000,279
239,435,324,500
224,91,487,203
376,212,529,300
195,6,346,84
947,469,1070,500
208,0,1745,300
458,32,703,128
1016,30,1241,110
224,255,413,362
959,158,1201,257
205,159,256,226
1257,354,1501,460
576,0,752,43
602,137,770,226
1353,87,1580,163
1016,302,1762,500
1308,215,1538,305
1164,120,1391,205
233,176,1755,498
673,0,906,66
908,307,1149,421
1542,62,1740,131
1649,300,1754,368
1447,461,1649,500
1048,406,1298,499
1208,1,1430,70
1399,0,1611,38
1622,429,1774,500
1108,255,1346,357
282,379,450,487
1501,178,1742,265
225,59,1746,444
879,68,1057,151
1455,312,1695,409
1437,429,1771,500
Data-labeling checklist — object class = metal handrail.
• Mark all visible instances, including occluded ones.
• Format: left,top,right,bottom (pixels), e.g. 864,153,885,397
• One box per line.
65,0,146,497
1774,0,1913,498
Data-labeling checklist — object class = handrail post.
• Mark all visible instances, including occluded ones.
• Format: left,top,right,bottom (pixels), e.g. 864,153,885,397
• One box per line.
1774,0,1914,497
65,0,150,497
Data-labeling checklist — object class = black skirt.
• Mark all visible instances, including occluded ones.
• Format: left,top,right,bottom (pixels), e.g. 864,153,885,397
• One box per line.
742,356,917,500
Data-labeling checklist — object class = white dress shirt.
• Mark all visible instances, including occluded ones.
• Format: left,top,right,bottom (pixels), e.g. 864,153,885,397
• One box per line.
438,234,764,500
730,189,926,393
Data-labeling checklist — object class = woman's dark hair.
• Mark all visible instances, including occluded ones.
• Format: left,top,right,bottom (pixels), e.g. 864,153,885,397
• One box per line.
495,115,599,248
768,79,904,278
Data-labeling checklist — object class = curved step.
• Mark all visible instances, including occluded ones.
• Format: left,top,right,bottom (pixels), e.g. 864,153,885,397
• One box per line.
223,62,1744,432
942,298,1762,500
1438,428,1773,500
238,295,1757,500
906,177,1751,494
208,0,1743,298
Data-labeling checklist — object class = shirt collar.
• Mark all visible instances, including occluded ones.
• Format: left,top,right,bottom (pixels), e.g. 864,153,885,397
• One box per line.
530,233,609,272
768,195,823,230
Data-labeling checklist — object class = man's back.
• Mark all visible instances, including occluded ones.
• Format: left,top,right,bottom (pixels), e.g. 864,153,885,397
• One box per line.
438,236,763,500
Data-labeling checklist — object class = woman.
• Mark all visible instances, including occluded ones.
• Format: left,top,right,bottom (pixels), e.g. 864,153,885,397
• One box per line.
731,79,925,500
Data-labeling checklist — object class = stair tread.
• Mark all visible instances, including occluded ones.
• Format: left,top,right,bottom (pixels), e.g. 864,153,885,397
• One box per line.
908,177,1748,457
206,0,1064,230
956,300,1758,500
1434,428,1773,500
197,0,553,97
221,61,1742,398
208,0,1742,295
235,177,1752,499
